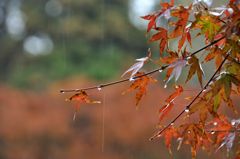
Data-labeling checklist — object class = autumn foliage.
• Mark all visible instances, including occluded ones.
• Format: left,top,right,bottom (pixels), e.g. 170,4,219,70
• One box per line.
62,0,240,158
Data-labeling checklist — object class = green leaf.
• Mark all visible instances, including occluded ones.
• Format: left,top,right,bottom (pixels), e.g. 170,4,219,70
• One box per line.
213,93,221,112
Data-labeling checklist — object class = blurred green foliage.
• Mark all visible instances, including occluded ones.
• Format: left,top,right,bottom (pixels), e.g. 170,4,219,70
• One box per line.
0,0,148,89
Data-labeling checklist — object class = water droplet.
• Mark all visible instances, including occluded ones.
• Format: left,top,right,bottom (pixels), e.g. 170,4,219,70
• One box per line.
164,84,167,88
211,131,215,135
60,90,65,94
170,123,174,126
186,56,192,60
129,77,135,81
159,69,163,73
213,122,218,126
231,121,236,126
185,109,190,113
73,112,76,121
187,130,191,134
97,87,102,91
202,89,207,92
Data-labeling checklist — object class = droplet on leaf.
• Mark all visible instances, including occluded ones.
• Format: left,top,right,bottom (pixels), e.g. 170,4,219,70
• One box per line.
231,121,236,126
170,122,174,126
213,122,218,126
164,84,167,88
159,69,163,72
185,108,190,113
211,131,215,135
97,87,102,91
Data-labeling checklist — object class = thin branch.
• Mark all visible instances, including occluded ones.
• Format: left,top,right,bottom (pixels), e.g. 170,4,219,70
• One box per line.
60,37,224,93
60,65,168,93
191,36,225,56
207,129,240,133
149,50,231,141
228,55,240,65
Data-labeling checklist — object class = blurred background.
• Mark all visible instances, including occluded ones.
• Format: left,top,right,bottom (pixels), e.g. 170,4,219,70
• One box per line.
0,0,236,159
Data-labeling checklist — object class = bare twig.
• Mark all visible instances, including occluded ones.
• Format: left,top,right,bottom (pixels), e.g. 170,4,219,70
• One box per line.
60,36,225,93
207,129,240,133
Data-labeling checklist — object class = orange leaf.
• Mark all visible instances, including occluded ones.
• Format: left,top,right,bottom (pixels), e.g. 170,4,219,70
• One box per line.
160,50,178,64
160,126,179,155
169,5,192,39
159,102,174,121
122,72,157,107
165,85,183,103
150,27,168,54
159,85,183,121
66,90,101,119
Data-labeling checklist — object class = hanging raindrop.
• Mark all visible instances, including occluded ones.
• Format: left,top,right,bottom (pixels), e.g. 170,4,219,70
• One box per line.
159,69,163,73
213,122,218,126
129,77,135,81
98,86,102,91
185,108,190,113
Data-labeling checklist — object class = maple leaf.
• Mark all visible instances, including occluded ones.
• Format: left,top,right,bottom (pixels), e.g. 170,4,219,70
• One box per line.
159,85,183,121
189,100,209,123
207,115,232,145
186,55,204,87
169,5,191,37
165,59,187,87
160,50,179,64
66,90,101,120
178,23,192,51
207,71,240,112
192,14,221,41
121,49,151,80
142,14,157,32
165,85,184,103
122,72,157,107
204,47,224,68
169,5,192,41
180,123,211,159
217,132,236,153
149,27,168,55
158,126,179,155
142,0,174,32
